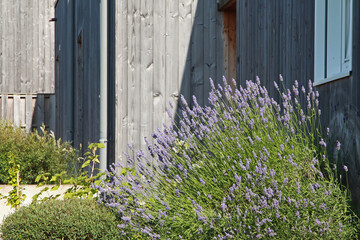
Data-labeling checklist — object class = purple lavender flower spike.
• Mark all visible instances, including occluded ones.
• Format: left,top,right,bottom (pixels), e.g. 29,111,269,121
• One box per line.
336,140,341,151
122,216,131,222
315,219,322,225
274,81,279,90
319,138,327,148
256,76,261,85
283,178,288,185
301,85,306,93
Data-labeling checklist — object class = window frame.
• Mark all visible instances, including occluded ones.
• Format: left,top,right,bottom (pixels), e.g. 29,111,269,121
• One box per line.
218,0,236,11
314,0,353,86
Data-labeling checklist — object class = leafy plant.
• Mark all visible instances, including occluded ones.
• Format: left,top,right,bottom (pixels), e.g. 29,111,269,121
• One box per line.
96,77,359,239
32,143,106,203
62,143,106,199
1,198,122,240
1,154,26,209
0,122,77,184
31,171,67,203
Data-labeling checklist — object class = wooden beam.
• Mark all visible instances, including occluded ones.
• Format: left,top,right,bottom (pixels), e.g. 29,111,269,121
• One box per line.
218,0,236,11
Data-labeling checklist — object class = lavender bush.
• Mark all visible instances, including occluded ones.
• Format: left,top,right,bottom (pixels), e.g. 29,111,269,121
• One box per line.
96,77,359,239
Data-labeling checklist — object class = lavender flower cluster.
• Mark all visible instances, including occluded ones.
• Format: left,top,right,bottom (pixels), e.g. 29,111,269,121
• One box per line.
95,77,358,239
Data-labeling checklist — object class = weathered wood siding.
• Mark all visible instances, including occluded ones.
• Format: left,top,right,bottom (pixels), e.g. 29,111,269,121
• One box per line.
55,0,100,149
114,0,227,164
0,94,55,131
236,0,360,207
237,0,314,97
0,1,55,94
0,1,56,132
315,0,360,208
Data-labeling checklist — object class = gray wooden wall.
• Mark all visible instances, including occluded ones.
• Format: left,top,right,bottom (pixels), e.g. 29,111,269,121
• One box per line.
0,94,55,132
113,0,230,164
237,0,314,97
0,1,56,132
55,0,101,150
316,0,360,209
236,0,360,208
0,1,55,94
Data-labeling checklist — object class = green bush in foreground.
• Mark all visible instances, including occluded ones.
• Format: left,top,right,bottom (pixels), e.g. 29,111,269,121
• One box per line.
0,122,77,184
1,198,122,240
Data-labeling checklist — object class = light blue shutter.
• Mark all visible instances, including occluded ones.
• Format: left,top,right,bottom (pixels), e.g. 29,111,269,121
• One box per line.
342,0,352,72
327,0,342,78
314,0,326,81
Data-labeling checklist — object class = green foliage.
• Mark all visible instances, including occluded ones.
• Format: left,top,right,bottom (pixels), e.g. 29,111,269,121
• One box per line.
31,171,67,203
0,122,77,184
32,143,106,203
1,198,122,240
1,154,26,209
62,143,106,200
98,78,359,239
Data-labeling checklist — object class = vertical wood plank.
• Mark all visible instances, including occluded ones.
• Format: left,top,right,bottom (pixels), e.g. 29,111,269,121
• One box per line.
36,94,44,131
26,0,32,93
153,0,166,139
203,0,210,103
8,3,15,93
115,0,129,164
203,0,217,104
19,96,26,129
13,95,21,127
49,94,56,132
6,96,14,122
44,0,51,93
1,95,7,119
217,0,226,85
31,96,37,131
127,0,137,159
191,0,204,107
12,2,18,93
20,1,26,93
44,95,50,129
133,0,141,154
1,1,7,92
165,0,179,119
25,95,33,132
38,2,46,93
140,0,154,152
178,0,192,106
15,2,20,92
32,1,39,92
49,1,55,93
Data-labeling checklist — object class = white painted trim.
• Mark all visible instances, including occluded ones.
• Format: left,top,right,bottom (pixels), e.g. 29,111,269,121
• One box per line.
313,71,351,86
314,0,353,85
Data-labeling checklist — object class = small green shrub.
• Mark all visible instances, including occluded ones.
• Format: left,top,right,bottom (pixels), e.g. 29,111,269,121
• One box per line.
0,122,77,184
1,198,122,240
